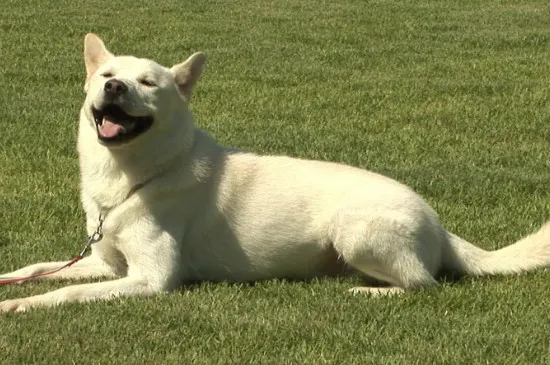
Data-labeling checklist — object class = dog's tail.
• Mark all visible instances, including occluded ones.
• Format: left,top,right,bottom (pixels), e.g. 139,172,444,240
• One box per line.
442,221,550,276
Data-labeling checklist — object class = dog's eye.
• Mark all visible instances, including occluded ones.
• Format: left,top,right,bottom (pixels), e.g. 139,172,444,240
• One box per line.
139,79,156,87
101,72,114,78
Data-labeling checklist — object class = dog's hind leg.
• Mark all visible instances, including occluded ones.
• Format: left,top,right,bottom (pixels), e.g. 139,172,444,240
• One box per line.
330,209,442,294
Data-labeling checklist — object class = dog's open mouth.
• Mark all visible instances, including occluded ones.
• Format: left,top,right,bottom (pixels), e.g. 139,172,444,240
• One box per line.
92,104,154,145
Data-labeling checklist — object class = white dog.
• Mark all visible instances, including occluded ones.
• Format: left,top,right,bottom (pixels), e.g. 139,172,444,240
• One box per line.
1,34,549,312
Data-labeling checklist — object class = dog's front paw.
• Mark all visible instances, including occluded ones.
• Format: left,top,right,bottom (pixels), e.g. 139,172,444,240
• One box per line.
0,298,33,312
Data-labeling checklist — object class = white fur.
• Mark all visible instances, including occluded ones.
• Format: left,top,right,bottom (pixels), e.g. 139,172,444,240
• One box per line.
2,34,550,311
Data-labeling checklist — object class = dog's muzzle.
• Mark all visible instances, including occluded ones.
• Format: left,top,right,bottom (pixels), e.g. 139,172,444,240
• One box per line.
92,79,154,146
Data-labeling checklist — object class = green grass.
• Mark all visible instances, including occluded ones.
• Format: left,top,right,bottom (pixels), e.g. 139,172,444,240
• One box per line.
1,0,550,363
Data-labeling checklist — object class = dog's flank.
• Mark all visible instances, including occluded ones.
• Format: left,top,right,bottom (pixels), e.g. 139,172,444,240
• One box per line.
1,34,549,312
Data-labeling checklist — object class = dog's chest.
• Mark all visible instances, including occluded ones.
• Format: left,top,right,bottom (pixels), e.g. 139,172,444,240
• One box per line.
83,192,135,276
92,235,128,276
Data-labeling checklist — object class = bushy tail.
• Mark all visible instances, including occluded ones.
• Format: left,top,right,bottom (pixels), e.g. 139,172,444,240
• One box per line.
442,221,550,276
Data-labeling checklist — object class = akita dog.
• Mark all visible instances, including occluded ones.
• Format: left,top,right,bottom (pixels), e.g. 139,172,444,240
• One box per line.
1,34,549,311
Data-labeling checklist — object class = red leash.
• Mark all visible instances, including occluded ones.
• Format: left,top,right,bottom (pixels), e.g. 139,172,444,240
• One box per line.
0,214,104,285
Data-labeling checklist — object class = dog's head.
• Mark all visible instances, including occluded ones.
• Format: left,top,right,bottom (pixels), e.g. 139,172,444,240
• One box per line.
82,34,206,148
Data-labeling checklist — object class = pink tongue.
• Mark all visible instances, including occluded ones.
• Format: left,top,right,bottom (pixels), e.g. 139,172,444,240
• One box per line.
99,118,125,138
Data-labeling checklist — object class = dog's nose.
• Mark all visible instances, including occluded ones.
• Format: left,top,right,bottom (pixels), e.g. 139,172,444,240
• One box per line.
104,79,128,95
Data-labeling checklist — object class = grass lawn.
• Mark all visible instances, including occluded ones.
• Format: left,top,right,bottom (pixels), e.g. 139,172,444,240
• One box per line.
1,0,550,363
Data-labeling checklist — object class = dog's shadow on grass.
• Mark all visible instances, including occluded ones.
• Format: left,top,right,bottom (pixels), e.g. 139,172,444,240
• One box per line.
176,271,474,295
176,275,350,293
176,275,396,294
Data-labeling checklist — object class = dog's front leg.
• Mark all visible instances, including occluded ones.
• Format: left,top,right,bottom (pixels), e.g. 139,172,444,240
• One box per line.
0,224,183,312
0,276,160,312
0,254,116,283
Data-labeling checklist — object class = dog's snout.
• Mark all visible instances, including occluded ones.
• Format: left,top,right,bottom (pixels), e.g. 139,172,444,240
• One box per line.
104,79,128,95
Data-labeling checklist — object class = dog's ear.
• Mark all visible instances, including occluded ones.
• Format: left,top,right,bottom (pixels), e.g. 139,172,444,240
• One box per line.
84,33,114,89
170,52,207,101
